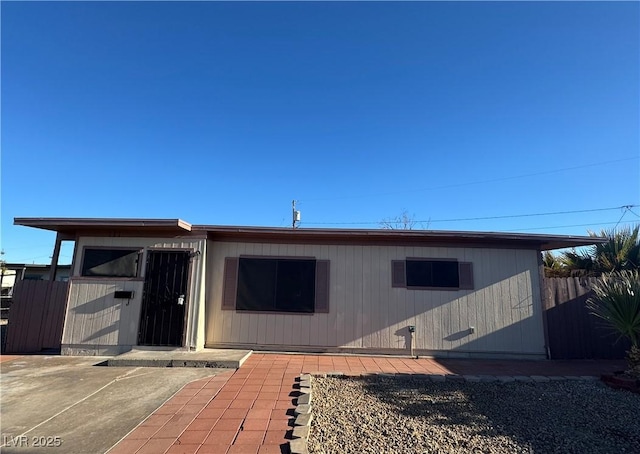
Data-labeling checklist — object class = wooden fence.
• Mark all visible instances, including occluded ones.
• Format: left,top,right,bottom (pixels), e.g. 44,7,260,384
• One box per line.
4,280,69,353
543,277,630,360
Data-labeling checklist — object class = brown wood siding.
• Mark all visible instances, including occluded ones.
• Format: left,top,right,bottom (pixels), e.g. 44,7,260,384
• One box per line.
543,277,630,359
5,280,69,353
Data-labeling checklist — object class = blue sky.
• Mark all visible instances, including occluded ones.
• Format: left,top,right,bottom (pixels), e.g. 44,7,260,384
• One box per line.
2,1,639,265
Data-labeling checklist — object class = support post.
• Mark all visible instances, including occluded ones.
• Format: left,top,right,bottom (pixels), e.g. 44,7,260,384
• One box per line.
49,233,63,282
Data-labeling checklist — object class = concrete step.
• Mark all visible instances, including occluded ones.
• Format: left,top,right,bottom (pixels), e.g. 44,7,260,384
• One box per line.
107,348,252,369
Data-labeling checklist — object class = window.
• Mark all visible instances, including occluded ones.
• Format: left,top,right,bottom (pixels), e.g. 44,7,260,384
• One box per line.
81,248,141,278
407,260,459,288
392,259,474,290
222,257,330,313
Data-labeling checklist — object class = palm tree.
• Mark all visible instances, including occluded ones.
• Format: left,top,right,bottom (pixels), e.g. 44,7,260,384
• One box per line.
589,226,640,272
559,249,595,276
555,226,640,277
543,251,569,277
586,270,640,377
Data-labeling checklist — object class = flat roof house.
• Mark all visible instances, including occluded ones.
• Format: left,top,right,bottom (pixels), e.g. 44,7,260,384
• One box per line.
13,217,603,359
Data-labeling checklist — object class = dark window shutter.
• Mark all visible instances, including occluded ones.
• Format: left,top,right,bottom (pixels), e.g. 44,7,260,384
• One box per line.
459,262,474,290
315,260,330,313
222,257,239,310
392,260,406,288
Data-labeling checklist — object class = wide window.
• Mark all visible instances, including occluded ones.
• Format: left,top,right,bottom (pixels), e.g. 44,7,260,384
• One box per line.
222,256,330,313
81,248,140,278
236,258,316,313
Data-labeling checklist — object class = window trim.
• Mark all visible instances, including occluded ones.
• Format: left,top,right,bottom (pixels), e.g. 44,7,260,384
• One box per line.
78,246,144,279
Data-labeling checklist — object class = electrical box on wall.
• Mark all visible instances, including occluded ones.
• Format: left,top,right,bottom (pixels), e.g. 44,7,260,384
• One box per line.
114,291,134,299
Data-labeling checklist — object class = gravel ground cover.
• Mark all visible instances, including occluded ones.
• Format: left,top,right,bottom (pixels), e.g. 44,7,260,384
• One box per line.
308,376,640,454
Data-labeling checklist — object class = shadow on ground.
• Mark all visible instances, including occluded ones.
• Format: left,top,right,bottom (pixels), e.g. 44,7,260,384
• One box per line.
0,356,227,454
361,376,640,453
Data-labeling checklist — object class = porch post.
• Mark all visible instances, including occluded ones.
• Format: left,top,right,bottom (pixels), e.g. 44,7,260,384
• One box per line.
49,233,63,282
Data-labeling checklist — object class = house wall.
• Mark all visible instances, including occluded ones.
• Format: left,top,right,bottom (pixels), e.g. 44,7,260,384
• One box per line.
205,241,545,358
61,236,207,355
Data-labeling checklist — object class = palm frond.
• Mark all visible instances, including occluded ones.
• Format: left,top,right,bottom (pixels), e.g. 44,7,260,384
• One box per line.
560,249,594,276
586,270,640,347
543,251,570,277
589,226,640,272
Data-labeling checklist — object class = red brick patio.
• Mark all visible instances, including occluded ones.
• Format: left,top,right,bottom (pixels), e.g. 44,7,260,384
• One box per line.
108,353,626,454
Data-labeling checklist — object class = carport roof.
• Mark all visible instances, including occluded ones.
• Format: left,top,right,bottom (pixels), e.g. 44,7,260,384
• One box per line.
14,217,606,250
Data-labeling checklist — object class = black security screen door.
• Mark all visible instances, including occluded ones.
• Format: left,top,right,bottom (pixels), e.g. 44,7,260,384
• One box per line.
138,251,190,346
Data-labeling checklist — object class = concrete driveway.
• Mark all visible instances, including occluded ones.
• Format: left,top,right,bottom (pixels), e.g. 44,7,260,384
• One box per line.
0,355,227,454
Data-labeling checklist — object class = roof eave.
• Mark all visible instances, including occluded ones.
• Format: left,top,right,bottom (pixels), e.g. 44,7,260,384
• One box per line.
13,217,192,234
12,218,606,250
195,225,605,250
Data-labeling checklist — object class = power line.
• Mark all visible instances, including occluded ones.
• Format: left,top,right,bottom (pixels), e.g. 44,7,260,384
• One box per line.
304,204,639,226
504,220,639,232
300,156,639,202
10,255,52,262
0,244,59,251
613,205,635,230
305,217,638,233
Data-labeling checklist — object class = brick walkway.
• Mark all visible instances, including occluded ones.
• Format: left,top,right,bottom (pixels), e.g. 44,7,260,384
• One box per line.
109,353,626,454
0,355,22,363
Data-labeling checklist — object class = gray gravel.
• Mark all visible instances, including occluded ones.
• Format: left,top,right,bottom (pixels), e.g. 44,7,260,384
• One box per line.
308,376,640,454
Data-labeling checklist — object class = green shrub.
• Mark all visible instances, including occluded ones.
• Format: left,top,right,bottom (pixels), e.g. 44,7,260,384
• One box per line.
587,270,640,377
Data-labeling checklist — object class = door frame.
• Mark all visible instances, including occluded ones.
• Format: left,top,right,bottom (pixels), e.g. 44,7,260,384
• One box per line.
138,248,195,348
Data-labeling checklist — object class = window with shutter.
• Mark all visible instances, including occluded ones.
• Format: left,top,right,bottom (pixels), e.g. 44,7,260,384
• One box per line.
221,256,329,313
393,259,474,290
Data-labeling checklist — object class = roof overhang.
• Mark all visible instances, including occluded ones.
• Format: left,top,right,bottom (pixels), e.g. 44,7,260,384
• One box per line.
14,218,192,235
196,225,605,250
13,217,605,250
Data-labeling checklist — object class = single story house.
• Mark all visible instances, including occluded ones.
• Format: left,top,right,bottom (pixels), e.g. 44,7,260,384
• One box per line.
13,217,602,359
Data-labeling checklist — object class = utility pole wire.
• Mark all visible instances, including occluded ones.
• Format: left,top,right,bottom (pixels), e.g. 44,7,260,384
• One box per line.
505,220,639,232
628,208,640,219
299,156,639,202
305,204,639,226
613,205,634,230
